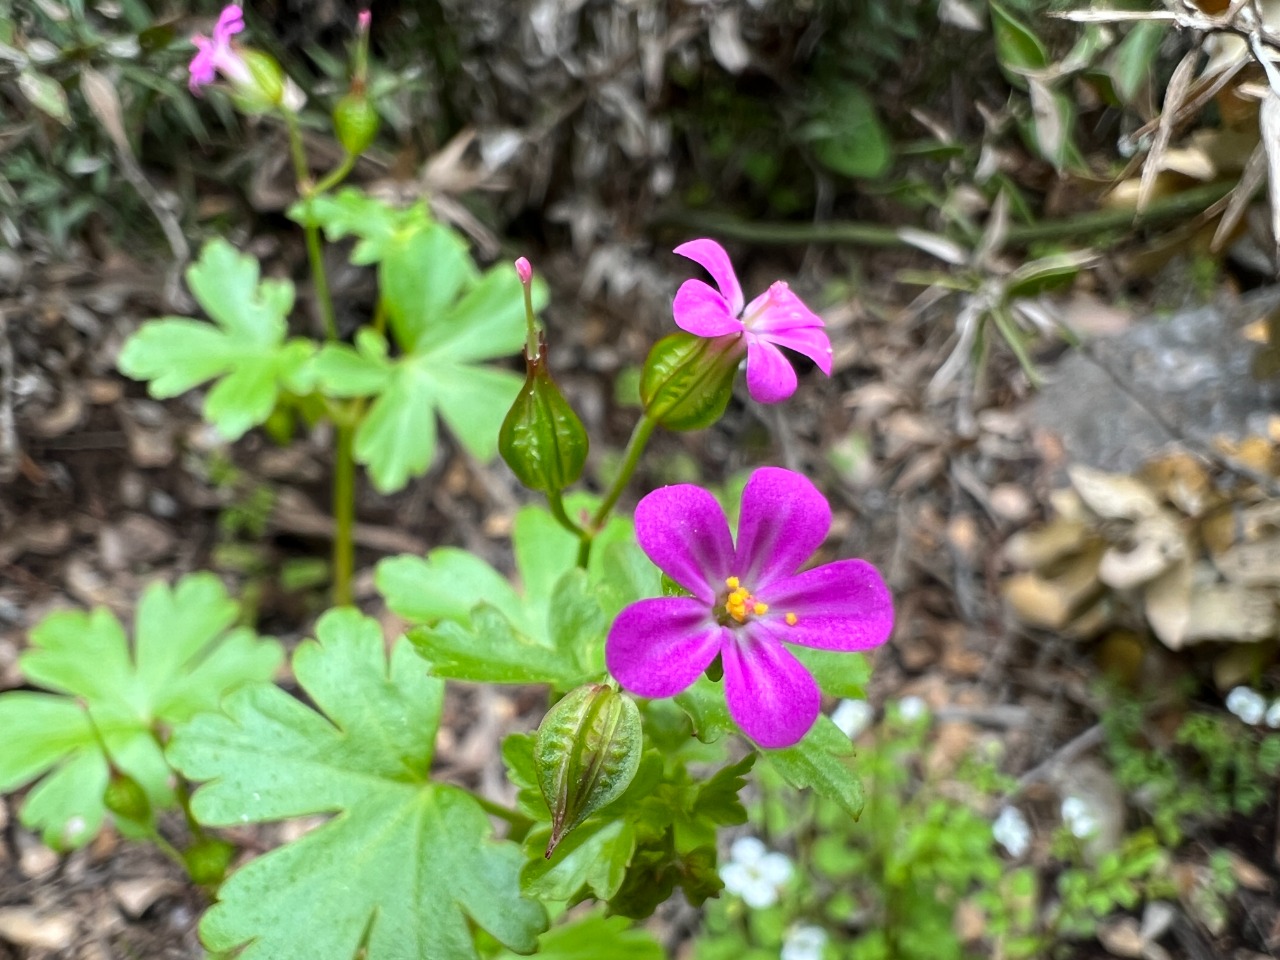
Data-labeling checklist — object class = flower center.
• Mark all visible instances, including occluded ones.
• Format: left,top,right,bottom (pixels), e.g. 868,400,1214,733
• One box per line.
723,576,768,623
741,281,791,330
719,576,798,628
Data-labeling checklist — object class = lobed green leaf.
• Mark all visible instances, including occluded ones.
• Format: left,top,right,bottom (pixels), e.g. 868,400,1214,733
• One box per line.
168,609,546,960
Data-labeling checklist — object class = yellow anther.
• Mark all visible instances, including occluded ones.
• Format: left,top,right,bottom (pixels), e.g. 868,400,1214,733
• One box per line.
753,602,768,616
725,576,740,590
785,612,798,626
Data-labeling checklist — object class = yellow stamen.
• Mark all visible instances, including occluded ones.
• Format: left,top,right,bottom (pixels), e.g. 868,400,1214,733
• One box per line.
753,602,768,616
725,576,739,590
785,612,797,626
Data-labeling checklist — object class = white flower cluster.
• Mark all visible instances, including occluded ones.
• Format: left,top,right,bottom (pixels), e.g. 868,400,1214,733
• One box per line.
1060,795,1099,839
830,699,874,740
719,836,793,909
897,695,928,723
1225,686,1280,728
992,805,1030,858
781,924,828,960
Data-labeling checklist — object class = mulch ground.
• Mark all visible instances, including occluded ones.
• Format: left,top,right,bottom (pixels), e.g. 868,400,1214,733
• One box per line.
1,217,1278,958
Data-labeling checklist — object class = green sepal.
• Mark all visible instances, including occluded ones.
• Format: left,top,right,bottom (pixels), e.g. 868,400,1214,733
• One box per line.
184,836,235,887
639,332,741,431
535,685,642,857
102,770,152,827
499,335,589,494
230,49,287,115
333,91,379,155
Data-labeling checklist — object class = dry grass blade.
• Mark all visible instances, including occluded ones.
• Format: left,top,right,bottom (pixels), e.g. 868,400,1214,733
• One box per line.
1210,140,1266,252
1139,46,1201,214
976,188,1010,267
1260,90,1280,274
80,66,129,155
79,66,189,277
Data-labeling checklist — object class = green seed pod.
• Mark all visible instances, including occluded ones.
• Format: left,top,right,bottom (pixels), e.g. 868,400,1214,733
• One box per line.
640,332,743,431
184,837,236,887
103,770,152,827
499,334,589,494
534,684,642,857
333,91,380,156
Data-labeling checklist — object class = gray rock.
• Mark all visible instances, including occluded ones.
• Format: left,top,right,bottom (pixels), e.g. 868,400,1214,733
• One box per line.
1032,289,1280,472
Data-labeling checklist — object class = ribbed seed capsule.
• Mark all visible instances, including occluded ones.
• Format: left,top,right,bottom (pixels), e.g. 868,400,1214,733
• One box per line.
534,684,642,857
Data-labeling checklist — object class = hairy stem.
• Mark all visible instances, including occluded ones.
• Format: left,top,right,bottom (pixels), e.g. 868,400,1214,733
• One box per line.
653,180,1235,250
547,489,586,539
332,417,358,606
470,791,535,842
284,112,338,341
577,414,657,567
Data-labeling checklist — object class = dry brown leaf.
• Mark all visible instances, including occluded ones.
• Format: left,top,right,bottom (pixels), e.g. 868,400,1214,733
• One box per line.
1065,597,1115,638
1213,536,1280,585
1261,89,1280,273
1184,583,1277,643
1004,543,1105,629
1099,513,1187,589
1226,851,1272,892
1069,465,1161,521
1139,452,1213,516
1139,46,1201,213
1097,917,1146,958
1143,556,1193,650
1211,140,1266,253
1212,642,1270,691
1004,517,1091,570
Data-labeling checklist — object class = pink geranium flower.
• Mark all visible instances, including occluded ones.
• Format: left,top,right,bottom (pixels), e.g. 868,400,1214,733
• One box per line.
189,5,250,94
605,467,893,748
672,239,833,404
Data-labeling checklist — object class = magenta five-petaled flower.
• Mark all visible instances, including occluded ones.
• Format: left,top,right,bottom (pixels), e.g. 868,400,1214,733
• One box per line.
672,239,833,404
605,467,893,748
189,5,249,94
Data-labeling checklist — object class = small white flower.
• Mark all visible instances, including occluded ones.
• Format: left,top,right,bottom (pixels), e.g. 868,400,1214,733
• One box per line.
992,806,1030,858
1226,686,1267,725
781,924,828,960
831,699,874,740
1061,795,1098,839
720,836,793,909
1267,699,1280,729
897,695,928,723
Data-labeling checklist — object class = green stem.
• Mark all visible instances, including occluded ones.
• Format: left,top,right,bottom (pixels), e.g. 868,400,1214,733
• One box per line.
313,152,357,196
333,416,358,606
470,791,535,841
546,489,586,539
576,414,658,567
284,112,338,341
520,270,539,357
652,180,1236,250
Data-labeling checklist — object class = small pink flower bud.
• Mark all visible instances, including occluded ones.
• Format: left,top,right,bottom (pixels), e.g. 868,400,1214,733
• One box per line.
357,10,371,30
514,257,533,285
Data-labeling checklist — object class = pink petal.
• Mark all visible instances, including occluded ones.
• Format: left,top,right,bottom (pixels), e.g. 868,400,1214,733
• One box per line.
214,5,245,42
756,559,894,652
721,631,820,748
743,337,797,404
763,326,833,375
743,282,833,375
733,467,831,588
672,279,744,338
188,41,217,91
635,483,735,602
606,598,724,698
674,239,744,317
